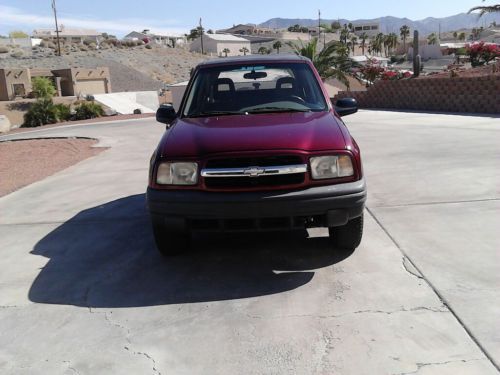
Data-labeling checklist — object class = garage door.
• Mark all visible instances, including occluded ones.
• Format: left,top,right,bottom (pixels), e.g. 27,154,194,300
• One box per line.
76,79,107,95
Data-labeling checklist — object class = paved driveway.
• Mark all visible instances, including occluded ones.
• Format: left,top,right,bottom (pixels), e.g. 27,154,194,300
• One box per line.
0,111,498,374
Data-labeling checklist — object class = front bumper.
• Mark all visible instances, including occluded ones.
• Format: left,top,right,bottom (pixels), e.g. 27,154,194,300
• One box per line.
147,178,366,232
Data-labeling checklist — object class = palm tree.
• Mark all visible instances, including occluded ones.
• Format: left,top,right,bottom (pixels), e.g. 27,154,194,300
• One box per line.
286,38,357,89
239,47,249,55
359,32,368,55
427,33,438,45
459,32,466,41
372,33,385,56
273,40,282,54
469,0,500,16
340,24,350,45
222,48,230,57
453,31,458,41
349,36,358,55
386,33,399,55
400,25,410,51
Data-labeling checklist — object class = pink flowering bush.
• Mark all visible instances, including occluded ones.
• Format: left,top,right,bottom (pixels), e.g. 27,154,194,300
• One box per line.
466,42,499,67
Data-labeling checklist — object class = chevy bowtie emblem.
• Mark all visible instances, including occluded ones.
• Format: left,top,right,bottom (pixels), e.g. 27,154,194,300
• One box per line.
243,167,265,177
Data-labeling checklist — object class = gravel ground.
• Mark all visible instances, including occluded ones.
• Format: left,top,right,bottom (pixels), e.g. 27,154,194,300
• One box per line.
0,138,105,197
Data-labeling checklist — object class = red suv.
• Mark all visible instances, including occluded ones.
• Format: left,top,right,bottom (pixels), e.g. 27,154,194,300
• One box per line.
148,55,366,255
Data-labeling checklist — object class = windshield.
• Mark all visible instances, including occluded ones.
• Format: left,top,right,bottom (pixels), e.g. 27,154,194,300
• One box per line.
182,63,328,117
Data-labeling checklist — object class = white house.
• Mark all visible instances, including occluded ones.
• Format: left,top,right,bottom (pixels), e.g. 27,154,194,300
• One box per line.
33,25,102,44
124,30,185,47
190,34,251,57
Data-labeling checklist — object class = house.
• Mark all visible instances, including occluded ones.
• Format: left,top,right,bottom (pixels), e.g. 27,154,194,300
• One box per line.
32,25,102,44
352,22,381,37
124,30,185,47
190,34,252,56
217,24,276,36
0,67,111,101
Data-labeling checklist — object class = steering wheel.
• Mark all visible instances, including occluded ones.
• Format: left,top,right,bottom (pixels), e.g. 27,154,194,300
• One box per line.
289,95,307,104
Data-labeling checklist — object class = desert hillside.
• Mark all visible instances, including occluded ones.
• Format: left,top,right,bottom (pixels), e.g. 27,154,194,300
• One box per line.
0,45,210,92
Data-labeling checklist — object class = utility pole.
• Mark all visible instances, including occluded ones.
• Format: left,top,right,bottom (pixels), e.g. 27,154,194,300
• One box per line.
51,0,61,56
318,9,321,47
199,17,204,55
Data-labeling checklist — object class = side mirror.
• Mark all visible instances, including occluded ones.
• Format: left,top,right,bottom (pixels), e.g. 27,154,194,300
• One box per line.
333,97,358,117
156,104,177,126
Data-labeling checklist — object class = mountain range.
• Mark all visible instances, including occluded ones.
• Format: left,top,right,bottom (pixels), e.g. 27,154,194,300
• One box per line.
258,13,500,36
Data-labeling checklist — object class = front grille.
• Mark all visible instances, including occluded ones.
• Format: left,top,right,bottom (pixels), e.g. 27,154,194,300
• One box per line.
205,155,303,168
204,154,306,189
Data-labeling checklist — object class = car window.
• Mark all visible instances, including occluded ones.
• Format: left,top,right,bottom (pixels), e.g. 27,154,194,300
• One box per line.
182,63,328,117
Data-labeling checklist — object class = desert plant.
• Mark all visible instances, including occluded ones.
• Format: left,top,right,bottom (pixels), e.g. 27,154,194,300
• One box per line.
23,99,58,127
466,41,500,66
145,44,153,49
427,33,438,45
9,30,28,38
222,48,230,57
10,50,23,58
31,77,56,99
74,102,104,120
53,103,72,121
258,46,269,55
359,32,368,55
239,47,249,55
273,40,282,54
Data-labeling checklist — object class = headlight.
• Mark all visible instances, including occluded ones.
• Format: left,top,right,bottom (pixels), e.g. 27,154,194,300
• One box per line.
310,155,354,180
156,162,198,185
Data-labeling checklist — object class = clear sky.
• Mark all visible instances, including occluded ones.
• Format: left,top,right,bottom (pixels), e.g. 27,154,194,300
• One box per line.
0,0,495,36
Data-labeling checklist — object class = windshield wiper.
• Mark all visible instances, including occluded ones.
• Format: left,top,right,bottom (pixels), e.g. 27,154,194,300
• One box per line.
188,110,243,118
246,107,311,114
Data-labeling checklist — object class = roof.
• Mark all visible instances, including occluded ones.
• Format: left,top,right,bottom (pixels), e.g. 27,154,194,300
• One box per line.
197,54,309,67
206,34,249,42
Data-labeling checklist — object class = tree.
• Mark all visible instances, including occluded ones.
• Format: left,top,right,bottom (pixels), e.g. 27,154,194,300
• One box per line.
427,33,438,45
340,24,350,45
222,48,230,57
239,47,249,55
186,26,203,41
286,38,357,89
459,32,466,41
273,40,282,53
207,29,214,34
453,31,458,40
258,46,270,55
359,32,368,55
400,25,410,51
386,33,399,55
31,77,56,99
349,36,358,54
9,30,28,38
468,0,500,17
331,21,341,32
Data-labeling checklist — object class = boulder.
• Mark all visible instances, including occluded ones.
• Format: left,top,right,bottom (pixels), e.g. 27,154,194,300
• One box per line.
0,115,12,133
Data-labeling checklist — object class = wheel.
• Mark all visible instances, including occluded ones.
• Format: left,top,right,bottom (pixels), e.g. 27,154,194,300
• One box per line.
151,218,190,256
329,214,364,251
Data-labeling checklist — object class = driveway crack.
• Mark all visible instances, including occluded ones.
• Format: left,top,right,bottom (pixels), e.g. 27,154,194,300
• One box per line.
392,358,484,374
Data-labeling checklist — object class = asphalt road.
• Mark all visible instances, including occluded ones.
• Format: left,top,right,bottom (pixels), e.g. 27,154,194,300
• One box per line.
0,111,498,374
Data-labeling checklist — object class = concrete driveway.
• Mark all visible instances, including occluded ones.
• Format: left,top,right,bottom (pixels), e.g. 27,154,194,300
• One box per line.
0,111,498,374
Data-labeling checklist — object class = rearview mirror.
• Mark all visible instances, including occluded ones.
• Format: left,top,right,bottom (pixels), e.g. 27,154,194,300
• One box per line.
243,71,267,80
333,97,358,117
156,104,177,126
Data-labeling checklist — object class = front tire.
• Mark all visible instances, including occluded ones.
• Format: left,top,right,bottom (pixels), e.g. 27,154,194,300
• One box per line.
329,214,363,251
151,218,190,256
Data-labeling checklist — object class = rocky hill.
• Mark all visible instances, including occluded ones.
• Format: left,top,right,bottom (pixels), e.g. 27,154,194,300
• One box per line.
259,12,500,36
0,44,210,92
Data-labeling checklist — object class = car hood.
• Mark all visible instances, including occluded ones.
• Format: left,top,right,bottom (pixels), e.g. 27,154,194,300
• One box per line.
159,111,346,158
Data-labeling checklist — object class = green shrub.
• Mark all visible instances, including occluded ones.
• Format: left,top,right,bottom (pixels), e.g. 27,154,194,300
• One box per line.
145,44,152,49
23,99,58,127
53,103,72,121
0,46,9,53
31,77,56,99
74,102,104,120
10,50,23,58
